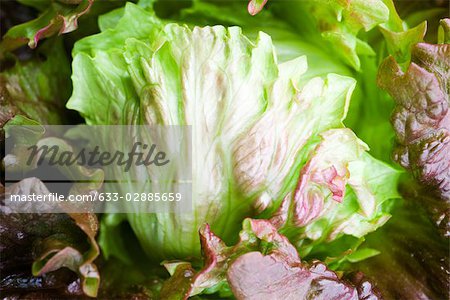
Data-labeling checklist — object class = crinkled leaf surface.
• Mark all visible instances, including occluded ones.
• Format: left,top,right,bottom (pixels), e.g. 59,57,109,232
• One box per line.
378,39,450,235
161,219,380,299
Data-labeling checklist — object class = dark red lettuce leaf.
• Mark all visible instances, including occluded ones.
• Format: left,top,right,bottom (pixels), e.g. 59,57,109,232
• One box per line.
228,254,359,300
378,40,450,235
0,179,100,298
0,38,71,129
161,219,380,299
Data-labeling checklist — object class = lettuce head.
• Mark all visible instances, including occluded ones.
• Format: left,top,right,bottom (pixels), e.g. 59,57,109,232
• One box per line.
67,3,400,265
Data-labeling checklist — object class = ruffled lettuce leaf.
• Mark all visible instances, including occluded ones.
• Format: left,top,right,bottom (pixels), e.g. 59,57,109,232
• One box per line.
247,0,446,68
378,24,450,235
266,0,390,70
31,211,100,297
0,178,100,298
2,128,104,296
160,218,381,299
0,0,94,54
108,0,395,165
1,47,104,207
271,143,401,260
67,4,400,267
143,0,398,165
175,0,351,76
239,0,444,165
1,39,103,295
4,127,104,198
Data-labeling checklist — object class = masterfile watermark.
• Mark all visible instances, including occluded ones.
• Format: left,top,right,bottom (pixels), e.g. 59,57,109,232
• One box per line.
3,125,192,213
27,142,170,172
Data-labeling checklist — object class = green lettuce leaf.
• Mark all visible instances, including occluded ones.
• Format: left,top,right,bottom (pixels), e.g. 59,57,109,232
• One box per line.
175,0,353,80
103,1,396,165
268,0,390,70
270,134,401,259
0,0,93,54
145,0,397,163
